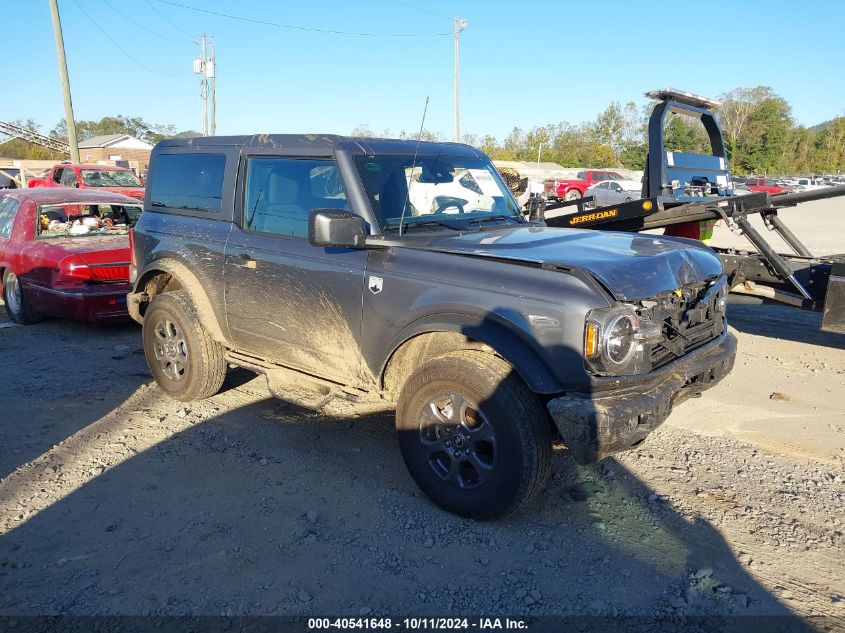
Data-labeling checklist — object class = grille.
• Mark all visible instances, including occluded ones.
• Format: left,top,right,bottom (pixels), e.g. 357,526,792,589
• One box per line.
640,282,724,370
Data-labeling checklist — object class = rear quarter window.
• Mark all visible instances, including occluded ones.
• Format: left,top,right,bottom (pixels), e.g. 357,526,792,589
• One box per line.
150,153,226,213
0,196,20,237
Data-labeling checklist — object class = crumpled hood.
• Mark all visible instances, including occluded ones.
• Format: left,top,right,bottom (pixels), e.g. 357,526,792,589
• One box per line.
413,226,723,301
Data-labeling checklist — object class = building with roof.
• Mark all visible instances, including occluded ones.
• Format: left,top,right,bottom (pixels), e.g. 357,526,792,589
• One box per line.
77,134,154,173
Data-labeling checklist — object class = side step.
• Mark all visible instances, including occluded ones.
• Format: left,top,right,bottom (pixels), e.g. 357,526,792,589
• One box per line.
225,350,373,409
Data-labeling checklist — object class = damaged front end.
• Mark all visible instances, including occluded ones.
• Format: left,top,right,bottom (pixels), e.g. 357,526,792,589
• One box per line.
549,275,736,463
584,276,729,376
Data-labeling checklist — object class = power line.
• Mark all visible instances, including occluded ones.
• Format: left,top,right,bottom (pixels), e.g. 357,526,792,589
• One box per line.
383,0,452,21
144,0,194,38
69,0,192,77
102,0,193,43
150,0,452,37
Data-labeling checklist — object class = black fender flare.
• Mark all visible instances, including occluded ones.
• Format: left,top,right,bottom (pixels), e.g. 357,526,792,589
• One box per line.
378,312,565,395
133,258,226,342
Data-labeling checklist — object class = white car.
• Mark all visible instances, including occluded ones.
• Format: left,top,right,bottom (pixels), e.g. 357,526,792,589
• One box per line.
587,179,642,206
794,178,826,191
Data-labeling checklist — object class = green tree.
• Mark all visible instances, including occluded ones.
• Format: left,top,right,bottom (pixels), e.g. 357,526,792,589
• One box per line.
737,96,793,174
0,119,66,160
663,113,711,154
50,115,179,144
813,116,845,173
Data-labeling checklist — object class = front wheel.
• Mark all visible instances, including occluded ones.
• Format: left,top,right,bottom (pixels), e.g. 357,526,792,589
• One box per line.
396,350,552,520
2,270,43,324
142,291,227,402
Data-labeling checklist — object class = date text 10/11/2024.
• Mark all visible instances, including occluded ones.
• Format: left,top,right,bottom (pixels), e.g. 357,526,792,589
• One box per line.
307,618,528,630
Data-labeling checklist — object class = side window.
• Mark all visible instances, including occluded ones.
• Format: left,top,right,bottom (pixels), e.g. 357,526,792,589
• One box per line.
243,157,347,238
61,169,78,186
0,197,20,237
150,153,226,213
52,168,63,184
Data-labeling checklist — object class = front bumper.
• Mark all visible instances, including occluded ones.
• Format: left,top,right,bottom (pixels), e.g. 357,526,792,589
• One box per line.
547,330,737,463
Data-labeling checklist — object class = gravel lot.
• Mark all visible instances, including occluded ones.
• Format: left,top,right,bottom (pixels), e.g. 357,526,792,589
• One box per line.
1,199,844,626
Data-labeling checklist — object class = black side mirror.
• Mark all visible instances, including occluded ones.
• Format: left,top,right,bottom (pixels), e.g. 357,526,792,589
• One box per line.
309,209,367,248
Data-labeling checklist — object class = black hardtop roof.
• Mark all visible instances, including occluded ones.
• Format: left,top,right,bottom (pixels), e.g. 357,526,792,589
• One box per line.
154,134,484,158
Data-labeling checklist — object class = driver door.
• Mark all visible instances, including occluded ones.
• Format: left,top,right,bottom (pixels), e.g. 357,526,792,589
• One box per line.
223,156,369,384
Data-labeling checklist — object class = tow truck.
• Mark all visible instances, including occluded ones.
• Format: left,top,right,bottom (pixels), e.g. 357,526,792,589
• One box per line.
532,88,845,334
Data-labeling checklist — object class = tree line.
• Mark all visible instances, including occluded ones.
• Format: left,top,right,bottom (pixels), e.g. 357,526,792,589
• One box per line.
0,116,197,162
4,87,843,175
357,87,844,176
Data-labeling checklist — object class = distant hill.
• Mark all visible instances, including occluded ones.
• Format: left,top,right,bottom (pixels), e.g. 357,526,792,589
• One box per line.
809,120,833,133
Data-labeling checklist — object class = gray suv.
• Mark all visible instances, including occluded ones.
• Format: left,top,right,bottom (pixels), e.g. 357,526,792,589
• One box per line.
128,135,736,520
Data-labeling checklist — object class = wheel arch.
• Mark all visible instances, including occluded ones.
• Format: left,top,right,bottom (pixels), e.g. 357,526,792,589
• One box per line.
379,314,564,398
134,258,226,342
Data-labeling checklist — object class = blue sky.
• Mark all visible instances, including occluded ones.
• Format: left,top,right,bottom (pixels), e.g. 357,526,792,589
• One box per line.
5,0,844,140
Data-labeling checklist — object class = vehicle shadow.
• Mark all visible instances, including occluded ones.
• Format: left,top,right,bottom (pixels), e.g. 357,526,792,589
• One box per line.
726,302,845,350
0,383,818,630
0,319,147,480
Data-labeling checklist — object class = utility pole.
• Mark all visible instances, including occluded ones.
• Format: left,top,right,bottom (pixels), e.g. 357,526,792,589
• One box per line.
208,38,216,135
193,34,208,136
48,0,79,163
200,33,207,136
536,142,544,175
453,16,467,143
193,35,216,136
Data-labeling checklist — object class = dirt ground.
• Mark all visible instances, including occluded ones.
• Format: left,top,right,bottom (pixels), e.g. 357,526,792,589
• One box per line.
1,198,844,626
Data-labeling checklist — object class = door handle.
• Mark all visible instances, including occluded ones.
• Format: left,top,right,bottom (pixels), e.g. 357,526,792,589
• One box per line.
237,253,257,269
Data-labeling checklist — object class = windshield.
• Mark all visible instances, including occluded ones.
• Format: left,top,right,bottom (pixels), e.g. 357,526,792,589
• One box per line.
80,169,143,188
353,154,521,231
37,202,142,239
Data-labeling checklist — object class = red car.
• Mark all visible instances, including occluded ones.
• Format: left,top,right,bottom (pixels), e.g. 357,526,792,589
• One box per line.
27,162,146,201
543,169,624,201
744,178,792,195
0,188,141,324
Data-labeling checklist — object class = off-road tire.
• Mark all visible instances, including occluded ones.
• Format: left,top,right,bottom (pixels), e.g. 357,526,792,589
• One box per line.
142,291,226,402
2,270,43,324
564,190,582,201
396,350,552,520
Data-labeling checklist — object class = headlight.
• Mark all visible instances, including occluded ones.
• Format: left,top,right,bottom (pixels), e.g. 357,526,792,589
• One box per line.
605,313,637,364
584,305,659,376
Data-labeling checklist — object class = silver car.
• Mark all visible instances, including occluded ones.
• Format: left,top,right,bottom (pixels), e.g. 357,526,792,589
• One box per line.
587,179,642,206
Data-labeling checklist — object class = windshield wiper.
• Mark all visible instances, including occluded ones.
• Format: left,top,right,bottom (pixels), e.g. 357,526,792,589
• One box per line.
465,214,523,226
386,219,464,232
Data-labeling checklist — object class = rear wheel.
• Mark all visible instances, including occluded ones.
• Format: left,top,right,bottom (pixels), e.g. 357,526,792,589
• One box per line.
396,350,552,520
142,291,226,402
2,270,43,324
564,190,582,201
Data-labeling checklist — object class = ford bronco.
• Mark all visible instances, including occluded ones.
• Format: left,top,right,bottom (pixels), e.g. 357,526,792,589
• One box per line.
127,135,736,520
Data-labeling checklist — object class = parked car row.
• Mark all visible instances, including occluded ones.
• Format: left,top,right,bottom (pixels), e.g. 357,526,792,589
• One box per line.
733,175,845,194
543,170,624,201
